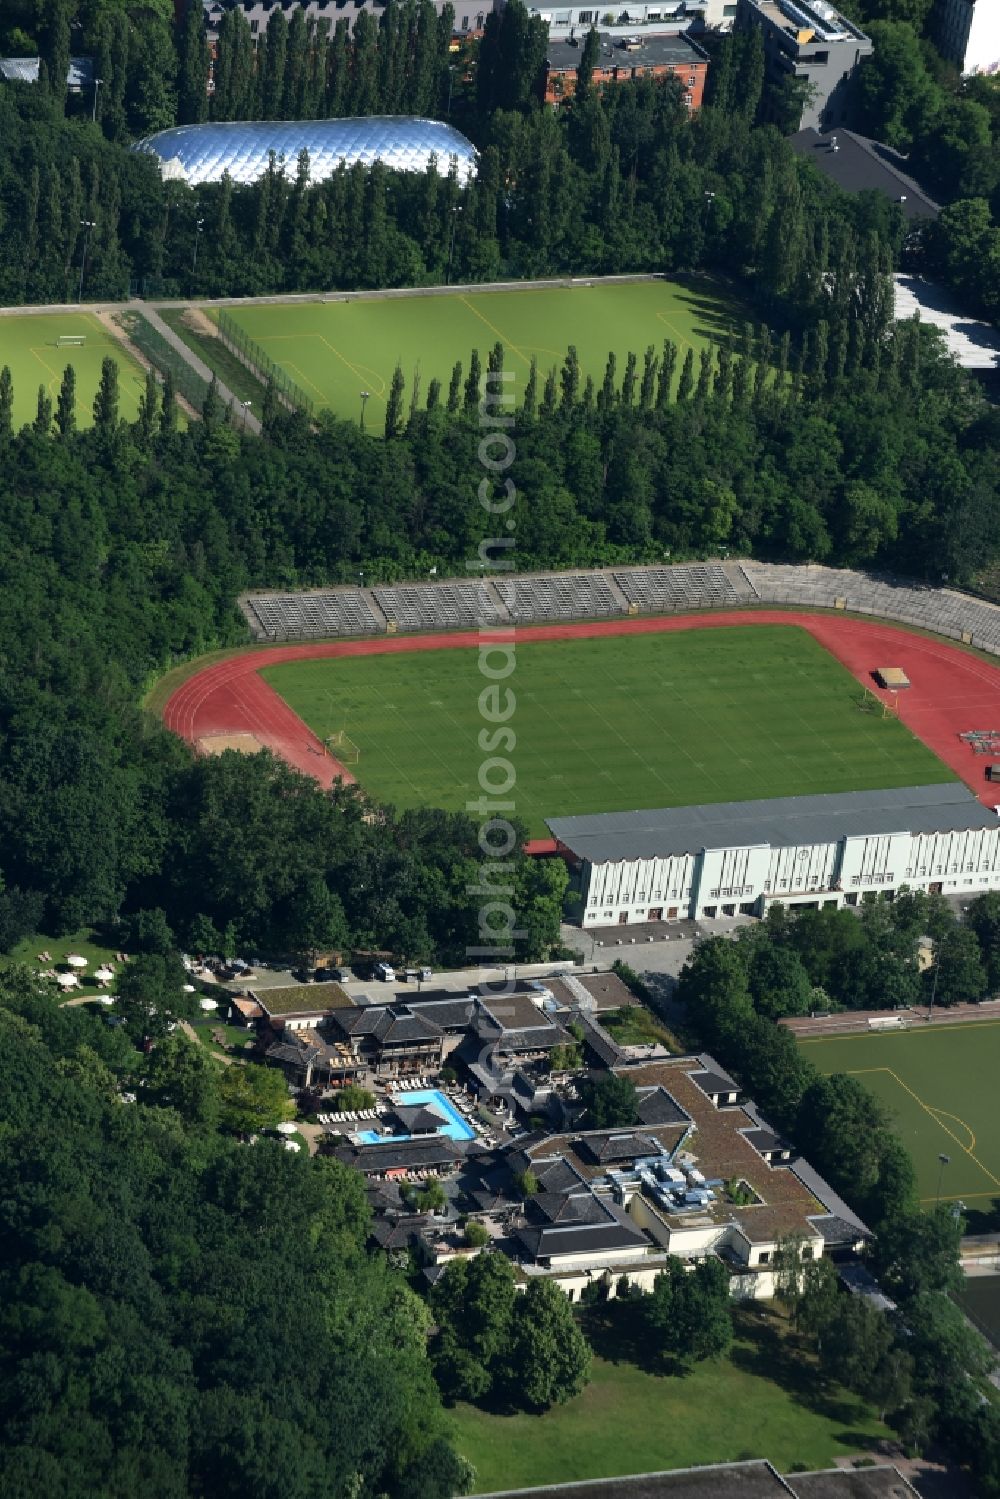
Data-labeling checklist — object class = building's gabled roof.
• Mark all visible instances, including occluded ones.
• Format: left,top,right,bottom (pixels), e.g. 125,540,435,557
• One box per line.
547,783,993,864
393,1103,447,1133
331,1136,466,1174
576,1130,670,1166
635,1086,691,1127
688,1069,739,1100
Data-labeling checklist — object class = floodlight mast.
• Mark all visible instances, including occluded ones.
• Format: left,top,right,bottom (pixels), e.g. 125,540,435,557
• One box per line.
77,219,96,304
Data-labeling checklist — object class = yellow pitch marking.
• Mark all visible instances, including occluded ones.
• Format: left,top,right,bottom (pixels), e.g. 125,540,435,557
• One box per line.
847,1065,999,1188
459,296,533,369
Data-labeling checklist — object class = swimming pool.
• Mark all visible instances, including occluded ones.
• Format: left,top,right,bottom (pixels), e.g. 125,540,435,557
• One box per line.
355,1087,477,1145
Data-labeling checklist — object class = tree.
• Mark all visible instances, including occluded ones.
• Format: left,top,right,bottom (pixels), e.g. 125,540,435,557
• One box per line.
331,1084,376,1112
217,1061,296,1133
385,362,406,437
575,27,600,101
39,0,71,114
578,1073,639,1127
142,1032,221,1126
177,0,210,124
0,366,12,444
464,349,482,410
464,1219,489,1248
647,1257,733,1364
55,364,76,438
92,357,120,434
113,952,195,1043
34,386,52,436
503,1278,591,1410
869,1204,963,1301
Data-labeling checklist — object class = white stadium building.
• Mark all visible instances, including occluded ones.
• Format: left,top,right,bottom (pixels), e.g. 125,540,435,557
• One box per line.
548,783,1000,927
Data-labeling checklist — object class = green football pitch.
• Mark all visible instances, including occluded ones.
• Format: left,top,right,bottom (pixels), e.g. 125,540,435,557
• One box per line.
214,277,736,422
260,625,954,837
0,312,146,428
800,1022,1000,1208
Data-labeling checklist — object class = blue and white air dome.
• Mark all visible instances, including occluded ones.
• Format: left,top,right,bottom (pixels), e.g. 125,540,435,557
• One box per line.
133,116,478,187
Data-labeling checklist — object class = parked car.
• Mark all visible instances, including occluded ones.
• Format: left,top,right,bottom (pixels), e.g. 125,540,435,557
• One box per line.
374,961,395,982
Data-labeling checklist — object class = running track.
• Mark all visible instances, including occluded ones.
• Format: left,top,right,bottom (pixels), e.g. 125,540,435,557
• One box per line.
162,612,1000,841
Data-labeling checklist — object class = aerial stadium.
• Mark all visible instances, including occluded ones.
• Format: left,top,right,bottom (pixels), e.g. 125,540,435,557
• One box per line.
132,115,479,185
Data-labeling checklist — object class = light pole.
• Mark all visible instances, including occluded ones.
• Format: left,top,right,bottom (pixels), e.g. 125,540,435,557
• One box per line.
359,390,370,432
92,76,103,122
936,1152,950,1206
446,203,462,286
242,399,252,431
447,64,456,115
192,217,204,273
77,219,96,304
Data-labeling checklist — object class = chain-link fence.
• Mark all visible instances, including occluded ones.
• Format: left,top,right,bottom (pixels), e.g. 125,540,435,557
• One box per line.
217,310,316,417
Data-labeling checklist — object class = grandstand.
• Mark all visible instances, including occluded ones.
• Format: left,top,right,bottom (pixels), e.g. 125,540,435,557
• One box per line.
372,581,505,631
239,560,1000,655
613,562,752,612
246,589,382,639
494,571,626,621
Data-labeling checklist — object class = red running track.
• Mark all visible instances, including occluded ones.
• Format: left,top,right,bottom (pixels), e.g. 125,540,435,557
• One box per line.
162,611,1000,815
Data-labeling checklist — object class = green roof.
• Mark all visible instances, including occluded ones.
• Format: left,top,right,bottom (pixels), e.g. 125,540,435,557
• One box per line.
254,982,354,1016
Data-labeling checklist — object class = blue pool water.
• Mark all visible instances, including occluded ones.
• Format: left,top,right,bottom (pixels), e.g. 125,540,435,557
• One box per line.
356,1087,476,1145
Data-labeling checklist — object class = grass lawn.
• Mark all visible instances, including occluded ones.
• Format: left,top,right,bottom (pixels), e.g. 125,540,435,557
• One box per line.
3,927,122,999
261,625,953,836
159,307,270,410
450,1306,889,1492
214,277,739,422
800,1021,1000,1210
0,311,146,428
190,1016,255,1057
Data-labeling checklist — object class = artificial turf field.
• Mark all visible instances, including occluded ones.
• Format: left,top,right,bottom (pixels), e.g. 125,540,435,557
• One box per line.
0,312,146,428
800,1022,1000,1207
260,624,954,837
215,277,734,422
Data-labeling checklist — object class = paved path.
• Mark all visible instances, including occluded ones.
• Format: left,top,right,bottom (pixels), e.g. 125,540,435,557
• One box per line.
139,304,262,434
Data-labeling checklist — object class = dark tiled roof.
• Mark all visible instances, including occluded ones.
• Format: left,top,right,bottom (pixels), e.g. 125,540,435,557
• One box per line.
809,1213,867,1246
635,1086,690,1126
517,1212,650,1260
577,1130,668,1165
743,1128,791,1156
331,1137,463,1173
394,1103,447,1133
689,1070,739,1098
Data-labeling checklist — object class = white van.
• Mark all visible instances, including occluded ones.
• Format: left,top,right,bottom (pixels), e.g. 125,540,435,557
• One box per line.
374,961,395,982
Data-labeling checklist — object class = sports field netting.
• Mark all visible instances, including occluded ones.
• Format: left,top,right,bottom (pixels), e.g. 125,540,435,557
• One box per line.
0,312,146,428
261,625,955,836
214,278,739,422
801,1022,1000,1206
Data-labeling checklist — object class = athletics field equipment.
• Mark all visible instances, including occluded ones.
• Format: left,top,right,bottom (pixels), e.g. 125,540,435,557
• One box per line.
801,1020,1000,1206
210,278,736,422
0,311,147,427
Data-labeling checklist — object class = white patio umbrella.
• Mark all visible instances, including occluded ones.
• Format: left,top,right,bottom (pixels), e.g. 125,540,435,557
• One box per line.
276,1121,298,1135
183,983,197,994
283,1139,302,1152
66,954,88,969
94,965,115,985
56,973,79,990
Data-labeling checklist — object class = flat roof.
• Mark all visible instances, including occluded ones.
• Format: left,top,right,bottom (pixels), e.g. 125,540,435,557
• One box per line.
893,273,1000,372
790,128,940,221
547,782,992,864
253,981,354,1015
547,31,707,72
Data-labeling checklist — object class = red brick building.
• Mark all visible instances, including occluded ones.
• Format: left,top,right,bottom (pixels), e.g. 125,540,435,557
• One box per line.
542,30,710,107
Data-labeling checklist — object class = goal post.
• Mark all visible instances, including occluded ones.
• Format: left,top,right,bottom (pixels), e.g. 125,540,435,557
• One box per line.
326,730,360,765
56,334,86,347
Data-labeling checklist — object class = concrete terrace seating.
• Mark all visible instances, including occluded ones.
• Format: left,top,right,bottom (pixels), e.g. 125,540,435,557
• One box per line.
746,563,1000,656
372,582,505,631
245,590,381,640
613,562,754,612
494,572,624,622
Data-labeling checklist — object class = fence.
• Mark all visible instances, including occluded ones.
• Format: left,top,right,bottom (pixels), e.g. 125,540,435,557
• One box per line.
125,313,214,417
216,309,316,418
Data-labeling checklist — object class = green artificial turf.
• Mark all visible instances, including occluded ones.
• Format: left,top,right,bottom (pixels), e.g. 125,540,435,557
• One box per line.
450,1308,889,1492
213,277,738,421
801,1021,1000,1208
261,625,954,836
0,311,146,427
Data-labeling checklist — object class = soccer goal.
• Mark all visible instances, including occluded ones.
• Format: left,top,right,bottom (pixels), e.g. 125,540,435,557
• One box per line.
56,334,86,347
326,730,360,765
